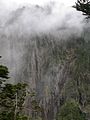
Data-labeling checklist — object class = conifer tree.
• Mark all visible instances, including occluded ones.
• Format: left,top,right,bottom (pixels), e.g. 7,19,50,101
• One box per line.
73,0,90,18
0,57,28,120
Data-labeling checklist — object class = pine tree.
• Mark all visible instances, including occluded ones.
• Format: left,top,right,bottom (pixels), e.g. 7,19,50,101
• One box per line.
0,57,28,120
73,0,90,18
0,57,43,120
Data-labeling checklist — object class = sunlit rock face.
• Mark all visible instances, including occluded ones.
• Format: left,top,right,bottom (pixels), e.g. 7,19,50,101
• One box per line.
0,3,86,120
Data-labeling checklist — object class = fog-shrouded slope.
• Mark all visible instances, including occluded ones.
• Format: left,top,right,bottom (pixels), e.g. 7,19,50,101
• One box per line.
0,2,90,120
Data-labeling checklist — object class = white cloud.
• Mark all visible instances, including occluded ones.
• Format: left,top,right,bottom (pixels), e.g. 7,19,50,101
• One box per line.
1,0,76,8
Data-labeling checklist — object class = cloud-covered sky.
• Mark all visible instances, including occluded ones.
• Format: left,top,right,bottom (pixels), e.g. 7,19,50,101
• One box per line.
1,0,75,8
0,0,84,81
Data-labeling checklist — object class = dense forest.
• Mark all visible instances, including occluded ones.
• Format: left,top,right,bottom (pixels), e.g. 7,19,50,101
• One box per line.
0,0,90,120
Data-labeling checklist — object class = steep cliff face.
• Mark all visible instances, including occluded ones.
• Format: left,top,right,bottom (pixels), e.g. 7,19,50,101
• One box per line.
0,32,69,120
0,28,72,120
8,32,90,120
0,3,90,120
16,34,70,120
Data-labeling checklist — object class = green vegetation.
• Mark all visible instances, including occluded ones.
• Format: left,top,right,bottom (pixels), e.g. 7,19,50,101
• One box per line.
56,37,90,120
0,1,90,119
0,57,42,120
56,100,86,120
0,57,28,120
57,2,90,119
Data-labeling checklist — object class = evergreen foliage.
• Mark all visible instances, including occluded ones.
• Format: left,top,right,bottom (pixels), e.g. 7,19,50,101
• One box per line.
56,37,90,120
73,0,90,18
0,57,28,120
56,100,86,120
0,57,43,120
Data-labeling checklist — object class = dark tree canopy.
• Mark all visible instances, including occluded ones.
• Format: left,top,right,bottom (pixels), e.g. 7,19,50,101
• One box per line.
0,65,9,79
73,0,90,18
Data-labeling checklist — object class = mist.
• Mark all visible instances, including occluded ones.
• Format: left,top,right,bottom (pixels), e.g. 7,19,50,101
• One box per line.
0,0,86,82
0,0,84,32
0,1,89,120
